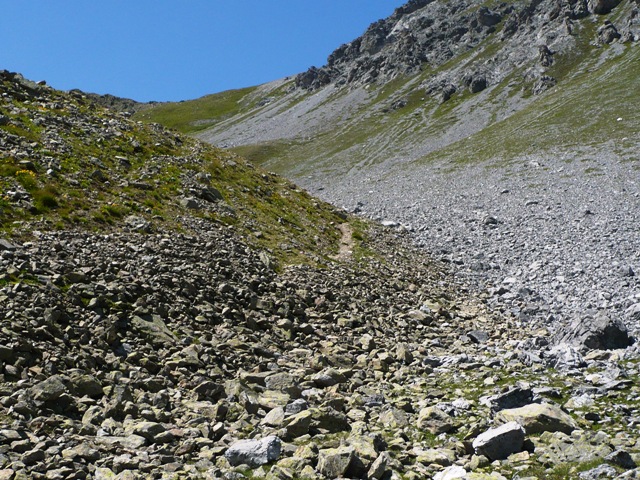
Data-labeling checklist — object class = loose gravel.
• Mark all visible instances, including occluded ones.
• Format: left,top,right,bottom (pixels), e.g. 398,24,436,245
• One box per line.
306,146,640,338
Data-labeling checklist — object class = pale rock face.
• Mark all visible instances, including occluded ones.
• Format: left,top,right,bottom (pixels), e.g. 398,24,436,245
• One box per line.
472,421,526,460
225,436,282,468
496,403,577,435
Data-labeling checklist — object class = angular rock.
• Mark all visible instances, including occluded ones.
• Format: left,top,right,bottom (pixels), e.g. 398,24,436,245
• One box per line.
317,446,356,478
225,436,282,468
589,0,622,14
312,368,346,388
605,449,637,469
368,452,390,480
487,387,533,412
283,410,312,439
31,375,67,403
416,448,456,466
433,466,467,480
0,239,17,251
496,403,577,435
261,406,286,427
472,421,525,460
556,313,633,351
417,406,454,434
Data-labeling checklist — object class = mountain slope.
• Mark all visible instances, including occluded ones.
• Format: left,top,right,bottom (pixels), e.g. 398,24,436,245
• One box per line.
137,0,639,186
0,70,347,266
136,0,640,329
3,38,640,480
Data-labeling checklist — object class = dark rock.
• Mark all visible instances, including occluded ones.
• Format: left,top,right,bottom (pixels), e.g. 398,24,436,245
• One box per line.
477,7,502,27
556,313,634,351
606,449,637,469
598,21,621,43
469,76,488,94
31,375,67,403
533,75,557,95
488,387,533,412
589,0,622,14
467,330,489,344
538,45,554,66
440,84,457,103
0,239,17,251
472,422,525,460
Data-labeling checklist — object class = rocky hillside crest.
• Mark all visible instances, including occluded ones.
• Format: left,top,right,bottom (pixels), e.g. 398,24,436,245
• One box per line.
295,0,639,94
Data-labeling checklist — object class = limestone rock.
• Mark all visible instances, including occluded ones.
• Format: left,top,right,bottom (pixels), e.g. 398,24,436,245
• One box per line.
225,436,282,468
472,422,525,461
496,403,577,435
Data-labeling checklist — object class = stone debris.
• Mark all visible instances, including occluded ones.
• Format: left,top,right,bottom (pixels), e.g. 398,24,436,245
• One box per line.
1,40,640,480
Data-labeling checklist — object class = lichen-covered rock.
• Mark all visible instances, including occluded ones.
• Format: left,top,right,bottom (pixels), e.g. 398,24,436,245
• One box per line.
317,446,356,478
417,406,455,434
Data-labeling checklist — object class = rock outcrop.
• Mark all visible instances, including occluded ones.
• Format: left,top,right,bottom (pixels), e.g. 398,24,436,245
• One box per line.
295,0,638,91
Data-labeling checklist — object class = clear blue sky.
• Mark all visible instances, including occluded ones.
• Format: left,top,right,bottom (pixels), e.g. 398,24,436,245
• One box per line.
1,1,406,102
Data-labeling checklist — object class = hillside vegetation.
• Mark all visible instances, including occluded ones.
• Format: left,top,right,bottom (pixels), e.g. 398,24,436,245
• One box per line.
0,71,345,266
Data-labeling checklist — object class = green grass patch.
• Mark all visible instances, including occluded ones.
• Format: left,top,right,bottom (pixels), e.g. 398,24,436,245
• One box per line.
134,86,259,134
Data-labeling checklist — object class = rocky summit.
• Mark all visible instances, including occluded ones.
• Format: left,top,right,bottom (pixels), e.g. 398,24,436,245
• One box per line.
3,0,640,479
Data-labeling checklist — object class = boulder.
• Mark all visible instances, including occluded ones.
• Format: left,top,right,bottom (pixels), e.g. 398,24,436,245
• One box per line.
470,76,487,93
556,312,633,351
0,239,17,251
317,446,356,478
477,7,502,26
589,0,622,14
225,436,282,468
283,410,312,439
487,386,533,412
433,466,467,480
312,368,346,388
368,452,391,480
31,375,67,403
496,403,577,434
417,406,454,434
598,21,621,44
472,422,525,460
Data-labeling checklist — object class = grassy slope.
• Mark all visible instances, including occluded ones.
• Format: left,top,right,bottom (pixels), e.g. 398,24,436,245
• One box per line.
134,86,259,134
0,79,348,267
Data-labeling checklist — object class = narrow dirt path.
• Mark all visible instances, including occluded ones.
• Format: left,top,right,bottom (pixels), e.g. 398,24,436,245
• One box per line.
331,223,354,261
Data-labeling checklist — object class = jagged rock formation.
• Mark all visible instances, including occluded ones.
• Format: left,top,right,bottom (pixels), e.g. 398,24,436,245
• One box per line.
295,0,639,93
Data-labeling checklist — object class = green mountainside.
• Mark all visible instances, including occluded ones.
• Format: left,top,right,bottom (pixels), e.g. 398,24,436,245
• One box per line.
0,71,348,266
136,0,640,186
